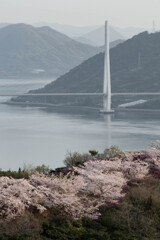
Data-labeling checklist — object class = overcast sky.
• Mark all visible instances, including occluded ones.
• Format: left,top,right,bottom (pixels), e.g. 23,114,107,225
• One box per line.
0,0,159,28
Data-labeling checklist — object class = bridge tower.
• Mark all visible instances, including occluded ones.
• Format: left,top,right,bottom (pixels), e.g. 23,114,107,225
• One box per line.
100,21,114,113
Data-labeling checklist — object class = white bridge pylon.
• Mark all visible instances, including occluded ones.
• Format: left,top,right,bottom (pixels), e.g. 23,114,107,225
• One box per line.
100,21,114,114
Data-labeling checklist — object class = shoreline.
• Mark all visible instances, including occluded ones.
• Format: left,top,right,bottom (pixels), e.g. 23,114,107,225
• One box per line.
4,101,160,113
4,101,100,112
116,107,160,113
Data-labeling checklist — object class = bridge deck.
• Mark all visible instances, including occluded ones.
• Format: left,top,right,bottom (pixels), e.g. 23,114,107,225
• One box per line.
0,93,103,97
0,92,160,97
112,92,160,96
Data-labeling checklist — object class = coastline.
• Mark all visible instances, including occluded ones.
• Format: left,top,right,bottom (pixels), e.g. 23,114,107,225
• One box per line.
4,101,160,113
4,101,100,112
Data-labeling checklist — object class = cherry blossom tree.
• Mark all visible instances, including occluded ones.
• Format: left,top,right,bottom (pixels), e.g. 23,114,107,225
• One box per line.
1,143,160,221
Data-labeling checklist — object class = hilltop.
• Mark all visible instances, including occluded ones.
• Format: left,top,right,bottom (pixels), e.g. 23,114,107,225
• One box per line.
0,23,100,78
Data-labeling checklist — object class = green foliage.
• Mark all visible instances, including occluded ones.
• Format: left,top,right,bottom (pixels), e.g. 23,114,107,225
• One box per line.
89,150,99,157
63,146,122,167
0,169,29,179
102,145,123,159
0,164,50,179
34,164,50,174
63,151,90,167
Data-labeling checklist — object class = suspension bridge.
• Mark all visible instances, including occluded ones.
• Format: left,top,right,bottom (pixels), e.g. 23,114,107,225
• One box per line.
1,21,160,113
1,92,160,97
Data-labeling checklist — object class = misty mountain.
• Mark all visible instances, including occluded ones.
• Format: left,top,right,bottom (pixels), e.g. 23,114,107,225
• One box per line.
34,23,124,46
0,23,100,78
76,26,124,46
33,22,100,38
12,31,160,110
74,36,97,46
33,22,149,46
113,26,148,39
0,23,10,29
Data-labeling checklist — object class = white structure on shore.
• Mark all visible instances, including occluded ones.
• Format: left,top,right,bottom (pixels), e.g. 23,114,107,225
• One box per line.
100,21,114,113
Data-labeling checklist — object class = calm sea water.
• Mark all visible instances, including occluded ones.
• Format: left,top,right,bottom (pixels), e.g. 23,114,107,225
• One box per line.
0,78,160,170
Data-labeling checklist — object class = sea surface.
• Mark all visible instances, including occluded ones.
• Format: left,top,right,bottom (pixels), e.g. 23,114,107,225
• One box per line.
0,78,160,170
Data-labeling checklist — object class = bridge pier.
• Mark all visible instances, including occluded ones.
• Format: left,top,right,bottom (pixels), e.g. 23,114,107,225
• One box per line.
100,21,114,114
100,94,114,114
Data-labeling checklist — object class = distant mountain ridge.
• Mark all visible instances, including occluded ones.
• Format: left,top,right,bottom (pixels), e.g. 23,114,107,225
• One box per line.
0,23,10,29
75,25,150,46
33,23,148,46
12,31,160,110
33,23,124,46
75,26,124,46
33,22,100,38
0,23,100,78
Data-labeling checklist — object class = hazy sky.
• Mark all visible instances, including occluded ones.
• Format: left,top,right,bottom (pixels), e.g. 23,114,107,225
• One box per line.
0,0,159,28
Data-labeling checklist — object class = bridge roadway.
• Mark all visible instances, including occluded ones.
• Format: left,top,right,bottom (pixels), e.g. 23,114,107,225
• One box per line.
0,93,103,97
0,92,160,97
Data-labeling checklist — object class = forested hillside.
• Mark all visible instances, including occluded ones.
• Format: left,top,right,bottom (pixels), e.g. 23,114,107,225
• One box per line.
0,23,100,78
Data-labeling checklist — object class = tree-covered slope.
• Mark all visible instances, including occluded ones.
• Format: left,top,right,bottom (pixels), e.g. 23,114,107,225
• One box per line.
12,31,160,109
0,23,100,78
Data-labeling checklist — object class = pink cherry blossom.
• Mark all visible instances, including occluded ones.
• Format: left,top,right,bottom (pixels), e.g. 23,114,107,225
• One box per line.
1,144,160,221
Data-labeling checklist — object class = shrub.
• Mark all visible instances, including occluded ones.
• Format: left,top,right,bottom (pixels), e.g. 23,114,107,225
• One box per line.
89,150,99,157
63,151,90,167
0,169,29,179
34,164,50,174
0,164,51,179
102,145,123,159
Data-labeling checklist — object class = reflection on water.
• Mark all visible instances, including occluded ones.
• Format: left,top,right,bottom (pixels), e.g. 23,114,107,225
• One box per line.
104,115,112,147
0,78,160,170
